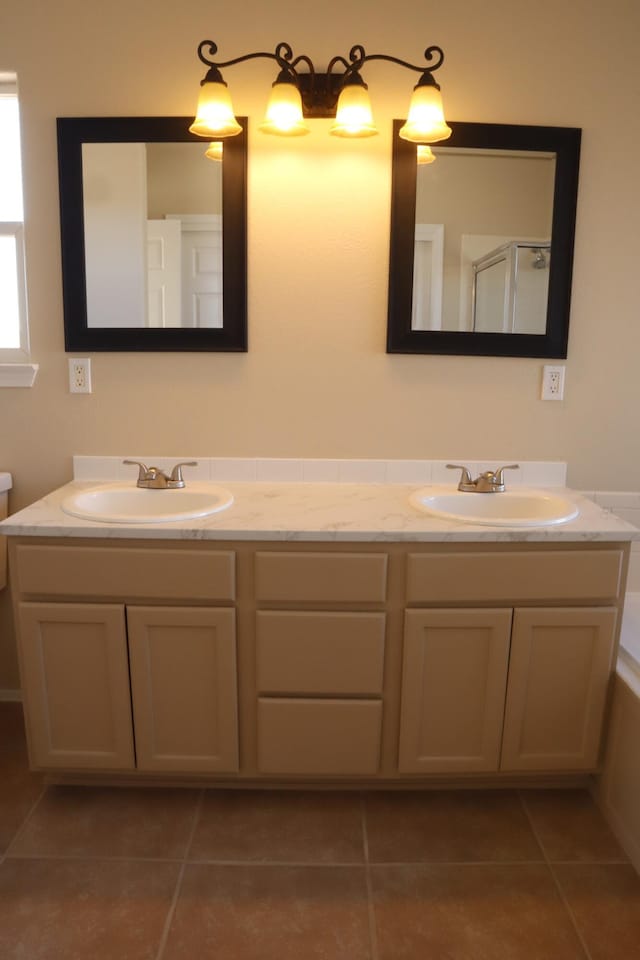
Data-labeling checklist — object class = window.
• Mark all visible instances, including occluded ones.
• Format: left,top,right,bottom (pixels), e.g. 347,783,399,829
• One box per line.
0,75,36,385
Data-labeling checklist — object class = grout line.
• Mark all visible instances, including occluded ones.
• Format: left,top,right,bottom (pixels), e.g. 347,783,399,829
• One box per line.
517,790,594,960
361,793,380,960
3,784,48,860
154,788,205,960
5,852,188,864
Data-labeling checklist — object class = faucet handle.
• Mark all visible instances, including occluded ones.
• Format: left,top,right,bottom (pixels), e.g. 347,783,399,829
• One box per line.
123,459,150,482
493,464,520,484
446,464,473,486
169,461,198,485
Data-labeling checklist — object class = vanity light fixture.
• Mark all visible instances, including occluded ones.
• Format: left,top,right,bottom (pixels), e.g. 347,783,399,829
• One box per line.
189,40,452,142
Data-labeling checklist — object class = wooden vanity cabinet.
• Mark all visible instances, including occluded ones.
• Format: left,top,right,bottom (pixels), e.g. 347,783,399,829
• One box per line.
9,537,628,782
254,551,387,776
398,548,624,776
12,541,239,775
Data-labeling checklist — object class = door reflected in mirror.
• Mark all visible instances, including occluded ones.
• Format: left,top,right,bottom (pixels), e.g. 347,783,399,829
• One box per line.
58,117,247,352
387,121,581,358
82,141,223,330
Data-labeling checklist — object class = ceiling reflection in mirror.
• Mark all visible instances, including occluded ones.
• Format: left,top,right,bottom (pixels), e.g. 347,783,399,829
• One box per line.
58,117,247,352
387,121,581,358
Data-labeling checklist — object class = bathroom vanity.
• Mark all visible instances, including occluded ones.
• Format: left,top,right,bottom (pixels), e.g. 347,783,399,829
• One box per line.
2,477,636,786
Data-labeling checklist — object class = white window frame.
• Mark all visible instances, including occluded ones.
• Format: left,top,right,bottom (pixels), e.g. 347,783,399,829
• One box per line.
0,77,37,386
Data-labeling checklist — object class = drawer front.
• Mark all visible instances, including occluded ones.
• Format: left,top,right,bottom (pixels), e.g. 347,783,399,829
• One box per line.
255,551,387,604
256,611,385,695
257,698,382,775
14,544,235,602
406,550,624,605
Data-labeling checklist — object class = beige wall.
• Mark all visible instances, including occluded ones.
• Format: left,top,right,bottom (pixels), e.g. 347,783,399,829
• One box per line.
1,0,640,685
146,141,222,217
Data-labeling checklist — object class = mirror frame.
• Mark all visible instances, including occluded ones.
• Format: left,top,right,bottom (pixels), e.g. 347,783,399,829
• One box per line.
386,120,581,358
57,116,247,351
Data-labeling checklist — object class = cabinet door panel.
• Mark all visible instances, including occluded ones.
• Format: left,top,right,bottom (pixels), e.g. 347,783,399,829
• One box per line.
18,602,134,770
127,606,238,773
501,607,617,771
398,609,512,773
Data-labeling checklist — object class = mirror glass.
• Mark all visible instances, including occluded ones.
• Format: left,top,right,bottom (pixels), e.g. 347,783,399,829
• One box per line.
387,121,581,357
57,117,247,351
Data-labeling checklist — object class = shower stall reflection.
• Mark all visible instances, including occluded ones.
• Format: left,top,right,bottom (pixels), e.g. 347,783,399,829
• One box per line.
471,241,550,335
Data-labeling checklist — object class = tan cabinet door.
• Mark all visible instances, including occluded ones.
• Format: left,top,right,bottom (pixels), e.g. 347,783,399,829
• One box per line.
398,608,512,773
18,602,134,770
501,607,617,772
127,606,238,773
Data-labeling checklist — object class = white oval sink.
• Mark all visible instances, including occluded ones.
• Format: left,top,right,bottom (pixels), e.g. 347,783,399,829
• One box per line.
61,482,234,524
409,487,579,527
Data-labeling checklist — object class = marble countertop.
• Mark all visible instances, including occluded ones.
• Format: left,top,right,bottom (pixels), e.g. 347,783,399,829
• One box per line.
0,479,637,542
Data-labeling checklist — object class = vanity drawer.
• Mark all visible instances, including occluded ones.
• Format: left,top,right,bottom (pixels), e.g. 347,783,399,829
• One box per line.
406,549,624,605
256,611,385,695
255,551,387,604
257,698,382,775
14,544,235,602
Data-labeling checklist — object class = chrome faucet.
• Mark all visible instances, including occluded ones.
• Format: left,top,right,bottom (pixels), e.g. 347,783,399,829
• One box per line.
123,460,198,489
447,463,519,493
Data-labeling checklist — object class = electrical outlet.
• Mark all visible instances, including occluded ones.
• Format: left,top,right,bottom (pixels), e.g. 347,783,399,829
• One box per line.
68,358,92,394
541,364,565,401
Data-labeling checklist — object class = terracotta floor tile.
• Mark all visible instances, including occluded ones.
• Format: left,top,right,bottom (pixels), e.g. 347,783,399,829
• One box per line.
9,785,201,860
189,789,365,863
0,750,42,854
163,863,371,959
554,863,640,960
0,702,43,854
365,789,542,862
521,789,627,862
0,856,180,960
0,702,29,756
371,863,588,960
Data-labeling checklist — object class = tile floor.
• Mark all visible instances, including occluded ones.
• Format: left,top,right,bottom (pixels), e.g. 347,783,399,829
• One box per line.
1,701,639,959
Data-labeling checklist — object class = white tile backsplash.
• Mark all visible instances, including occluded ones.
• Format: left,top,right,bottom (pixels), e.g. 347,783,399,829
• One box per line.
301,460,342,482
256,459,305,482
72,456,571,488
337,460,388,483
385,459,433,484
210,459,257,482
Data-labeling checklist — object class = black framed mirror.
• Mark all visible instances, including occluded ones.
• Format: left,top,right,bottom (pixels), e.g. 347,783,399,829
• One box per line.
57,116,247,351
387,121,581,357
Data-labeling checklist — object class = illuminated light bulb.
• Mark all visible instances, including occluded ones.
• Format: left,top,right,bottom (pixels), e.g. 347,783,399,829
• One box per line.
330,82,378,138
259,81,310,136
399,82,451,143
205,141,223,161
189,80,243,138
417,144,435,164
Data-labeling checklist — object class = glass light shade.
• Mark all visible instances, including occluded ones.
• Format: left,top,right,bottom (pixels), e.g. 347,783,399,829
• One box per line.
189,81,243,138
398,84,452,143
259,81,310,136
204,141,223,161
417,144,435,165
330,84,378,138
